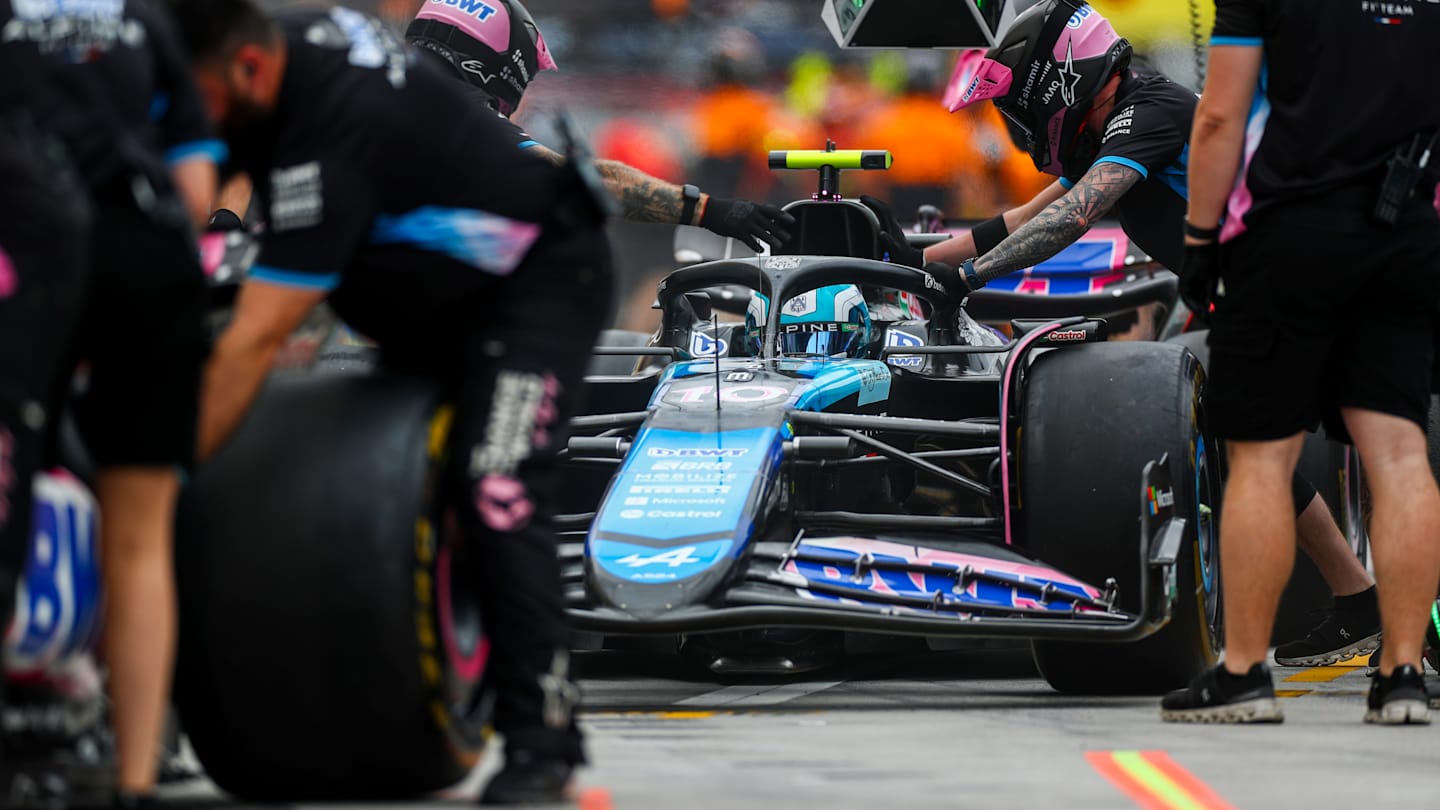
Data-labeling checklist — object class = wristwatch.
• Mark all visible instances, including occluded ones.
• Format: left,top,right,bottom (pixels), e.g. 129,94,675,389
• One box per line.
680,184,702,225
961,258,985,290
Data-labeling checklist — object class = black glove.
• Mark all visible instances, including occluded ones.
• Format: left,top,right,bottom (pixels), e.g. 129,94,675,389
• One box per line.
922,261,977,299
860,195,926,269
699,197,796,253
206,208,244,233
1179,241,1221,324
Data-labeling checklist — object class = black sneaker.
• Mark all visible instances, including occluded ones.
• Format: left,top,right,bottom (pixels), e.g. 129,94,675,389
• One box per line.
1273,609,1381,667
1161,663,1283,723
1365,664,1430,725
479,751,575,805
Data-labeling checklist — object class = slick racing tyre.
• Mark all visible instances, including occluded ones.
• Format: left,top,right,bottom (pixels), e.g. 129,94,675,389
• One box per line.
1167,330,1371,644
175,374,486,801
1023,342,1221,694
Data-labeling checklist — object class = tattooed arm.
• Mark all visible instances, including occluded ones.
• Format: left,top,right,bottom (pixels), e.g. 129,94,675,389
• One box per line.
528,143,698,224
971,161,1143,286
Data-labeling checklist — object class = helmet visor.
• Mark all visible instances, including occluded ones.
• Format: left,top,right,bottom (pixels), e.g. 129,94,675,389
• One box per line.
943,49,1014,112
776,323,863,357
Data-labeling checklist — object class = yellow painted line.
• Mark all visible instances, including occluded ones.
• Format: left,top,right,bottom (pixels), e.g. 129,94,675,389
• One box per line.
1275,689,1312,699
587,710,721,719
1284,665,1356,683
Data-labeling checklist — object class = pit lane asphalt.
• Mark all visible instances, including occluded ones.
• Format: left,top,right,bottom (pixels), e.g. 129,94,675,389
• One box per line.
161,648,1440,809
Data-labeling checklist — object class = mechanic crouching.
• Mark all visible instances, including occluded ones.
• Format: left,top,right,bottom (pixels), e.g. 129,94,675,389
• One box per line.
1163,0,1440,724
170,0,612,802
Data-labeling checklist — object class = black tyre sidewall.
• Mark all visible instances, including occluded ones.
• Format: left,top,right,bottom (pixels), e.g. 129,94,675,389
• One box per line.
1021,342,1219,694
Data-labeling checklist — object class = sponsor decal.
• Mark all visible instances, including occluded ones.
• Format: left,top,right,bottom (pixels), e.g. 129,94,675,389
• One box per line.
5,472,102,673
618,509,644,519
764,256,803,270
623,497,648,506
3,1,145,58
430,0,498,21
269,162,324,232
470,370,559,476
1057,41,1083,107
595,539,733,583
885,329,924,368
460,59,495,83
1067,4,1094,28
1147,486,1175,516
647,447,748,458
689,332,728,357
1045,329,1090,342
1104,105,1134,142
668,383,788,405
785,292,815,316
781,322,845,334
723,370,754,382
647,460,733,472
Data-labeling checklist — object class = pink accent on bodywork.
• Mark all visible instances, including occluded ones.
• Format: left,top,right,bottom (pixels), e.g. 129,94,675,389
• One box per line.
437,545,490,682
476,473,534,532
999,320,1071,545
1052,7,1122,62
417,0,512,53
0,247,17,299
791,536,1103,600
943,49,1013,112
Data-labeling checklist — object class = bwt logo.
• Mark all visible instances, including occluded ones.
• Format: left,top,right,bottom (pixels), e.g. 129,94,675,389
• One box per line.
430,0,496,21
647,447,749,458
1067,4,1093,28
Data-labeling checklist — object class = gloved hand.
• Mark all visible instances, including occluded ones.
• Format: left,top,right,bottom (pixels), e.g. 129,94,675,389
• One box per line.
860,195,926,269
699,197,796,253
206,208,244,233
922,260,979,298
1179,241,1221,325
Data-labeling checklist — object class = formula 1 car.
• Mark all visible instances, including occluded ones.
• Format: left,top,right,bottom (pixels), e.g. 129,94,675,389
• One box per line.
559,148,1223,693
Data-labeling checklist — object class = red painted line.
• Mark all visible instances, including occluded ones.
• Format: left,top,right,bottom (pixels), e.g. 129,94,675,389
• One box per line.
1141,751,1236,810
579,787,614,810
1086,751,1174,810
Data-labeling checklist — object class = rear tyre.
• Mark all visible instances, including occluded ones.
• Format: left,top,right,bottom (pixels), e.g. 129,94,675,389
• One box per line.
175,375,487,801
1022,342,1220,694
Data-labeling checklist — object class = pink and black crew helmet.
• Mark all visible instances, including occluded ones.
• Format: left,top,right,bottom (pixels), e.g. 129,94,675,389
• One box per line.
943,0,1130,177
406,0,558,116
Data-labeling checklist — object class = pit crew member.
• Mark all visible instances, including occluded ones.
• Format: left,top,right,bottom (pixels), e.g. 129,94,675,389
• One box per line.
171,0,613,802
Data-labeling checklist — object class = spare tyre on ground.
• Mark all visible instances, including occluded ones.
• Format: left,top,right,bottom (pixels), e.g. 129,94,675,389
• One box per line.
175,373,487,801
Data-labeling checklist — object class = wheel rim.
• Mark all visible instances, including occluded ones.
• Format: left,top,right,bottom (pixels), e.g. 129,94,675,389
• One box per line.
434,513,490,746
1194,434,1222,642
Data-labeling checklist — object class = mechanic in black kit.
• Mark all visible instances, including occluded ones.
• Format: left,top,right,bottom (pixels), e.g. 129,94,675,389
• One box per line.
403,0,796,257
884,0,1384,668
170,0,608,802
1161,0,1440,725
0,1,222,805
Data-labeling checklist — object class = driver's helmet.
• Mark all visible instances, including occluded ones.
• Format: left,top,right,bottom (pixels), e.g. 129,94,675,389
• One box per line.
406,0,557,117
942,1,1131,177
745,285,872,357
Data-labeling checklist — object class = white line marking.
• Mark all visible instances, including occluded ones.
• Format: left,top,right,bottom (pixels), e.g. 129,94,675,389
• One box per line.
676,681,842,707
